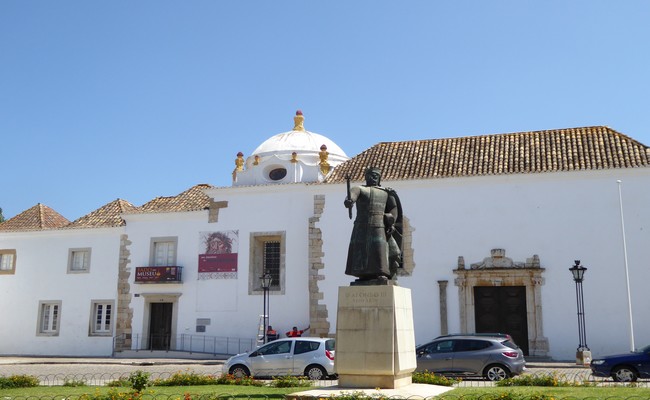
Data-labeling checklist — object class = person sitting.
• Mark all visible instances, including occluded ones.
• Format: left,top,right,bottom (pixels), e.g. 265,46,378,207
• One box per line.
286,325,309,337
266,325,279,341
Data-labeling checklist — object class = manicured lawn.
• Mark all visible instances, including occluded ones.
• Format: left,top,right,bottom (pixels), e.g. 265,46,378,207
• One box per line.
2,384,650,399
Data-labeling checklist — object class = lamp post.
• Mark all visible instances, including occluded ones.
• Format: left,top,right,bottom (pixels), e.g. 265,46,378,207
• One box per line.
569,260,591,365
260,273,273,344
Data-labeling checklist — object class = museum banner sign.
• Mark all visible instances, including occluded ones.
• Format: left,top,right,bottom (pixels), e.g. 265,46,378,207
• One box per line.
135,266,183,283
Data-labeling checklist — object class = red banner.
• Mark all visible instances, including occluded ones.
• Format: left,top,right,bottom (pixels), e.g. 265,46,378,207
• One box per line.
198,253,238,273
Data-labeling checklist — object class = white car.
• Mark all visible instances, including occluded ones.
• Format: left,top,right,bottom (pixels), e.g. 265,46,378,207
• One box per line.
224,337,335,380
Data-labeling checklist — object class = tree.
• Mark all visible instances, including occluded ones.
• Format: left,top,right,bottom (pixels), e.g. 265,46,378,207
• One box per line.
0,207,5,223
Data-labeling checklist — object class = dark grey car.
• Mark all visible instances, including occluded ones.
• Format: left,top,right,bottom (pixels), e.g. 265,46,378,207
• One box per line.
416,335,526,381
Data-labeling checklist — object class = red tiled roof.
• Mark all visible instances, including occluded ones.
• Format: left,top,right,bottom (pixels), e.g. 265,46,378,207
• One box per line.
326,126,650,183
139,184,215,213
66,199,140,228
0,204,70,231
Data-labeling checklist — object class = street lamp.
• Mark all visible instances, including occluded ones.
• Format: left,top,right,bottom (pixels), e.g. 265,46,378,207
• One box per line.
569,260,590,365
260,273,273,343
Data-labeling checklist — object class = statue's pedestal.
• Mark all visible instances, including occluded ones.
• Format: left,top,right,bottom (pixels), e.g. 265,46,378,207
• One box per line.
335,285,417,389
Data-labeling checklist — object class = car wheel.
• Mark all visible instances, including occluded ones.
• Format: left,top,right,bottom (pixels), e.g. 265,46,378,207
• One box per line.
304,364,327,380
483,364,511,381
612,366,638,382
229,365,251,379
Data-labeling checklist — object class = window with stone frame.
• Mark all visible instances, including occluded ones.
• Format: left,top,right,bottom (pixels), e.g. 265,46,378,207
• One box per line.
150,237,178,266
0,249,16,274
68,248,91,273
37,300,61,336
249,232,285,294
90,300,114,336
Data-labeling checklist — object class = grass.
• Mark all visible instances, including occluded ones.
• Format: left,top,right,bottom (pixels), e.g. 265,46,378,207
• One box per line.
2,383,650,399
448,386,650,399
0,384,301,397
1,371,650,399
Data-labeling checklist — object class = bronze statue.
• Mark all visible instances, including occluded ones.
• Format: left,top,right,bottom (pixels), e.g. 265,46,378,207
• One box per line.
344,167,403,285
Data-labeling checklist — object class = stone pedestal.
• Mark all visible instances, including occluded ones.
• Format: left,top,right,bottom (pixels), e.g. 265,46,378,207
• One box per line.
335,285,417,389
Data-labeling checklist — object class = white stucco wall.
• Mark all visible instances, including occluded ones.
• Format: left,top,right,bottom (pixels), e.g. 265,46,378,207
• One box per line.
124,185,316,349
317,168,650,360
0,228,121,356
2,166,649,360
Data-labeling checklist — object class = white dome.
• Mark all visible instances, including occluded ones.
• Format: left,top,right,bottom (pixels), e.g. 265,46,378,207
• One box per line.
252,129,347,158
232,111,349,186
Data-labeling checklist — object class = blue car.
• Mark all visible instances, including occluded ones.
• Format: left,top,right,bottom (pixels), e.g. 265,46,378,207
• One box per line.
590,345,650,382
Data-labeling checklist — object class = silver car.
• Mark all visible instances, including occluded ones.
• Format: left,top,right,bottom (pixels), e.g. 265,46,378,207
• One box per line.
224,337,335,380
416,335,526,381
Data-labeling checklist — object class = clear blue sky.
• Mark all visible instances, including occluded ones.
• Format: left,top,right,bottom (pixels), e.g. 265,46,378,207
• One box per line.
2,1,649,221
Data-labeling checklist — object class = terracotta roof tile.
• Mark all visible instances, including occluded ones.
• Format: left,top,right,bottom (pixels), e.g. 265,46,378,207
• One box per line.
139,184,215,213
66,199,140,229
0,204,70,232
326,126,650,183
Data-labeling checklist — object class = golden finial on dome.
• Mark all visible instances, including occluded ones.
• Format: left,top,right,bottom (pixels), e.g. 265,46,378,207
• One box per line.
235,152,245,171
293,110,305,131
232,151,245,181
319,144,330,175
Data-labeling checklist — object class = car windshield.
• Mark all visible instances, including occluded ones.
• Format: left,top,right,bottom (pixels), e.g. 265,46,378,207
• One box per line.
325,339,335,351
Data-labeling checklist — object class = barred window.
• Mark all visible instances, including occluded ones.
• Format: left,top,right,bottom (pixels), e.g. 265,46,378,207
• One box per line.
249,232,285,294
263,241,281,288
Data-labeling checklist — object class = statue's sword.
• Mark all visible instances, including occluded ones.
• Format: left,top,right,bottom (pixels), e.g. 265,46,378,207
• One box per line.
345,174,352,219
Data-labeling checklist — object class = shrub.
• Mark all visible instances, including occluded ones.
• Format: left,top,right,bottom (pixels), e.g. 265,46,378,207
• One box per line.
63,378,88,387
78,388,144,400
334,391,388,400
269,375,313,388
0,374,40,389
106,377,131,387
476,393,555,400
496,373,569,387
152,371,219,386
412,370,459,386
127,370,150,392
228,375,264,386
214,373,262,386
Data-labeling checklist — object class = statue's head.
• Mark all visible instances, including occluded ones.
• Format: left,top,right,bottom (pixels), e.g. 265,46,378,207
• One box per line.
365,167,382,186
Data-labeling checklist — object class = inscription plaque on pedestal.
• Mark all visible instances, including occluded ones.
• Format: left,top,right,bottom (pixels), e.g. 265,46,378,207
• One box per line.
335,285,416,389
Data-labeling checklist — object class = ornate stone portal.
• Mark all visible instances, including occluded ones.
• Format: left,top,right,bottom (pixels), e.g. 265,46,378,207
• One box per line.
454,249,549,357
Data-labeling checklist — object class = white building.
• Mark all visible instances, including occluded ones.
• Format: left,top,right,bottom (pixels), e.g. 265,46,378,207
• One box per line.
1,112,649,360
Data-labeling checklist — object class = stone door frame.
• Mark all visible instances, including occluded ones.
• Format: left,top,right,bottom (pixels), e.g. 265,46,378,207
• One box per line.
453,252,549,357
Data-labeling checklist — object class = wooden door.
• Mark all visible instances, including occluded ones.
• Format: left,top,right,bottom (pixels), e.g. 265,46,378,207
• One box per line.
149,302,172,350
474,286,529,355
